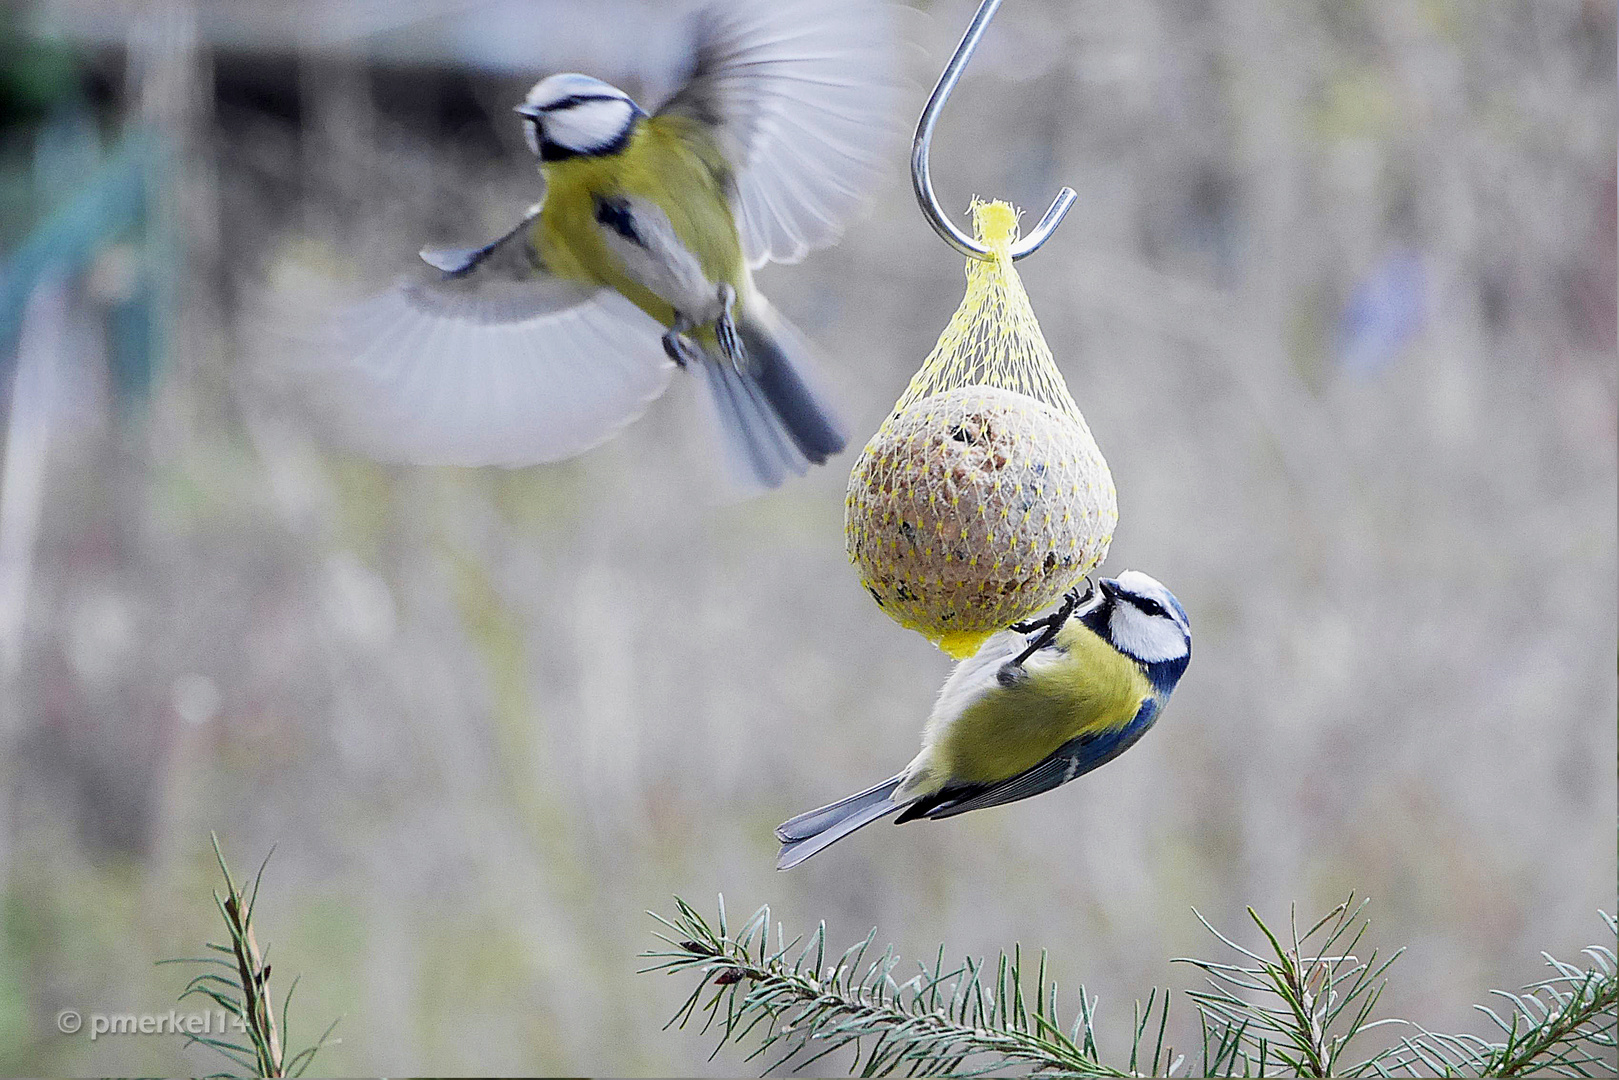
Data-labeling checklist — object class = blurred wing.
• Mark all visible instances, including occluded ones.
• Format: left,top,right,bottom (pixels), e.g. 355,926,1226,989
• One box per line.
657,0,902,268
317,215,675,466
906,700,1161,822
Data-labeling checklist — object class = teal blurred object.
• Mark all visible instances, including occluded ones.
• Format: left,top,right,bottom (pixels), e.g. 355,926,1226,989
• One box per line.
0,15,79,130
0,127,170,403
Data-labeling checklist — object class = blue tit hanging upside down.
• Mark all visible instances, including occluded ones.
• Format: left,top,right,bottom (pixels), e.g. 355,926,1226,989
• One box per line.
777,571,1192,869
320,0,900,489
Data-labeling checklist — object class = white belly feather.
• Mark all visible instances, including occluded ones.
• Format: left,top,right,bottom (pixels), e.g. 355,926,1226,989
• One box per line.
597,196,723,322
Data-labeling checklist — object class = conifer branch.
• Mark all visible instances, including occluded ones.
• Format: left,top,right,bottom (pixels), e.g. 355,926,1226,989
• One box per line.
1361,911,1617,1078
159,835,341,1078
1173,895,1403,1076
647,896,1618,1078
640,895,1172,1076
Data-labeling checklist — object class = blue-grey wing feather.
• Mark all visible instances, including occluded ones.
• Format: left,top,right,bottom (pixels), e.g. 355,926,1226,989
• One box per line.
305,205,675,466
656,0,903,268
406,204,600,322
911,698,1162,822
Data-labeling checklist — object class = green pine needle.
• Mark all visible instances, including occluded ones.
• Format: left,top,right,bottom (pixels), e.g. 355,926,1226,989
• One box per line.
160,835,342,1078
642,895,1166,1077
646,895,1617,1078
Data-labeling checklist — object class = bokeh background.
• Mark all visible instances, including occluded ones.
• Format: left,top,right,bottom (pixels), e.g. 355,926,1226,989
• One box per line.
0,0,1614,1074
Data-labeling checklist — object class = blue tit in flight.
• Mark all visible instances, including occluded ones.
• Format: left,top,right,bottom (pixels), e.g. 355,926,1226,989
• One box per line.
320,0,900,488
776,571,1192,869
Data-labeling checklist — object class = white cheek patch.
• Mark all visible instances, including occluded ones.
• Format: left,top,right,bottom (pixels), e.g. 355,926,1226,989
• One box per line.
1108,605,1187,663
546,98,633,153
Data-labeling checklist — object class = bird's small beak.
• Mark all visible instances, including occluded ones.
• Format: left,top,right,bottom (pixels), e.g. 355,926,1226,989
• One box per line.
1098,577,1120,599
514,102,542,119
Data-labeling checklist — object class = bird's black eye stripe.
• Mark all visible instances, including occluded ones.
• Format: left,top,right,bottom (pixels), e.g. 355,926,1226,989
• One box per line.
1133,597,1166,617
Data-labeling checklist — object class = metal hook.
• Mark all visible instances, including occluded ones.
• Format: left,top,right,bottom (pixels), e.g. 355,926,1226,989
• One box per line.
911,0,1077,261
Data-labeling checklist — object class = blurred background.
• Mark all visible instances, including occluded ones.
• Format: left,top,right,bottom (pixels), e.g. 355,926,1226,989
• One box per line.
0,0,1614,1073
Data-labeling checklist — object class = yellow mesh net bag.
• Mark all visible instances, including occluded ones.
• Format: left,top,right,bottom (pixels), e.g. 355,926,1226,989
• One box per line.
846,201,1116,658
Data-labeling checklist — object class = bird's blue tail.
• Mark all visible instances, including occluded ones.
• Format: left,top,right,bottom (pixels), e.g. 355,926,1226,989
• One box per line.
775,775,903,870
699,300,846,490
737,303,846,464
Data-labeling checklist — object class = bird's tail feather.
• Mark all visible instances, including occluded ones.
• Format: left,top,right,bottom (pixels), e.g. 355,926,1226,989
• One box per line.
694,354,804,490
736,300,847,465
775,775,903,870
696,299,845,491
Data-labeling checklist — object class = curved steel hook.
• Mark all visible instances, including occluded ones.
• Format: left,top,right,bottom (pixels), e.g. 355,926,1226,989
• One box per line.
912,0,1077,261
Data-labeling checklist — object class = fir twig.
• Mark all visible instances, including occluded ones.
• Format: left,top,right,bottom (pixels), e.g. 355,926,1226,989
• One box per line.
160,834,341,1078
1360,911,1618,1078
1174,895,1403,1077
648,896,1618,1078
642,895,1175,1077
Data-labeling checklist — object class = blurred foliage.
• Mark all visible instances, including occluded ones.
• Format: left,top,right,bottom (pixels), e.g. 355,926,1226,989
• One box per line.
0,11,80,131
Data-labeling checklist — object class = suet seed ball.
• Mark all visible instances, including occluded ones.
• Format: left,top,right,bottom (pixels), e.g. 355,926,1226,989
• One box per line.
846,384,1116,657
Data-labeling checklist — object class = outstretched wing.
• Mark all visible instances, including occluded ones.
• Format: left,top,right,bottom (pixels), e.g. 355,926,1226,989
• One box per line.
313,211,675,467
896,699,1161,823
656,0,902,268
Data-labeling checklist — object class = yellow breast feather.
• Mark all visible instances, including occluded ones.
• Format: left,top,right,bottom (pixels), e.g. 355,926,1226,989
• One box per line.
935,622,1151,786
533,120,744,331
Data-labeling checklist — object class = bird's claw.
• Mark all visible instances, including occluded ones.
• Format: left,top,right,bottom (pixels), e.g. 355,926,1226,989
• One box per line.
662,325,702,369
714,282,748,372
1068,576,1097,607
663,287,745,372
1009,587,1085,667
